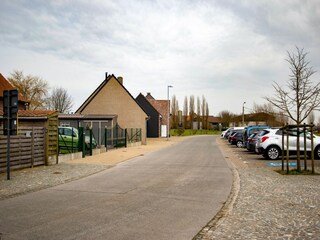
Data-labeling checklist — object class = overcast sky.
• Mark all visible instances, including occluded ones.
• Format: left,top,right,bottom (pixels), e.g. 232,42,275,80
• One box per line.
1,0,319,118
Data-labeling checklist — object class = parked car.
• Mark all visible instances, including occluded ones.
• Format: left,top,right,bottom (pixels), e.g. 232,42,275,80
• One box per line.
227,128,244,142
223,128,234,139
229,132,244,147
243,125,271,148
221,127,233,138
246,131,264,152
257,128,320,160
58,127,97,153
228,132,237,143
223,127,245,140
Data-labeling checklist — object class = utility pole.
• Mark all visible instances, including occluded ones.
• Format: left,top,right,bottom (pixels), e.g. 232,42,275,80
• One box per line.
167,85,173,140
242,102,246,126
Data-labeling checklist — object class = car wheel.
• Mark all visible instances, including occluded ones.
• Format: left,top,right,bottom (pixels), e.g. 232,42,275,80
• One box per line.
264,146,281,160
236,140,243,148
314,146,320,159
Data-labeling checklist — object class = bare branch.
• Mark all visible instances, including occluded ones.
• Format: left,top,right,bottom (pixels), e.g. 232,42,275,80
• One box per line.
265,47,319,124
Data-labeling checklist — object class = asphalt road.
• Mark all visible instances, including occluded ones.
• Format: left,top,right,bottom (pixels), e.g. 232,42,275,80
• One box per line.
0,136,232,240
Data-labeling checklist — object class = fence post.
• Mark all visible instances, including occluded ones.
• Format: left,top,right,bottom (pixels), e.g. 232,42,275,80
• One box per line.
286,124,289,174
105,127,108,151
125,129,127,148
303,123,307,171
115,125,118,147
311,123,315,174
90,128,93,156
71,129,73,153
31,127,34,168
78,127,86,158
281,125,284,172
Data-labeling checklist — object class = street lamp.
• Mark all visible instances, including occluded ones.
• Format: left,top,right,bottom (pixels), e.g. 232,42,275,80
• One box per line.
167,85,173,140
242,102,246,126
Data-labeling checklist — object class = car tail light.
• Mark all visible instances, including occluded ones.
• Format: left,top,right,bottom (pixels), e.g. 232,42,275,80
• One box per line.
261,136,269,142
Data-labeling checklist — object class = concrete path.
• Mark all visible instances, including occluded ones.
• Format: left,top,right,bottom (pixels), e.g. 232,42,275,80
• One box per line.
0,137,188,200
0,136,232,240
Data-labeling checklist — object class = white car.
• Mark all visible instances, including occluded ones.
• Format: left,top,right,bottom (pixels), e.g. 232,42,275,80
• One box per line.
257,128,320,160
221,127,233,138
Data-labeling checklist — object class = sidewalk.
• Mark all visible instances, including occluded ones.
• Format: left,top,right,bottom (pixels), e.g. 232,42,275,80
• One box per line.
0,137,186,200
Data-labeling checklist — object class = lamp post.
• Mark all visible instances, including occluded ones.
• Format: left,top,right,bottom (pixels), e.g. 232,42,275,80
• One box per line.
167,85,173,140
242,102,246,126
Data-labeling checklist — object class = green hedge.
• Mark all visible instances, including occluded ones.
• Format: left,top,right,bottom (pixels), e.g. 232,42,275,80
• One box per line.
170,129,221,136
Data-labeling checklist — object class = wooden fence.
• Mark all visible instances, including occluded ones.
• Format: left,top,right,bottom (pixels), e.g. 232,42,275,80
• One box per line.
0,127,45,173
45,115,59,164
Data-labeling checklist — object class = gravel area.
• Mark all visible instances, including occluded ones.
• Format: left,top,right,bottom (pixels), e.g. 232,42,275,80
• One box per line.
0,163,110,200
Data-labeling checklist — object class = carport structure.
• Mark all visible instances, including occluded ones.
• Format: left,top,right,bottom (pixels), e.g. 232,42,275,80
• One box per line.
58,113,117,147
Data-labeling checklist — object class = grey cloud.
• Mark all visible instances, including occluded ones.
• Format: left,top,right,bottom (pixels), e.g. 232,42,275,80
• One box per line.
0,0,319,115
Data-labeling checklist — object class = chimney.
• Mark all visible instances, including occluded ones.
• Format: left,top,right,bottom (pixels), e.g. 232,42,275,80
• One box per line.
105,72,108,80
145,93,154,100
118,76,123,85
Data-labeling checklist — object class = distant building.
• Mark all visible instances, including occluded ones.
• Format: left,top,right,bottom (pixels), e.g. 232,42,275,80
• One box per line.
136,93,162,138
207,116,222,130
145,93,170,137
230,112,282,127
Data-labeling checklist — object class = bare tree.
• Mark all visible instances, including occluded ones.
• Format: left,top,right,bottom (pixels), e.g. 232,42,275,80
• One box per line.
219,110,234,128
171,95,179,129
197,96,200,130
277,111,289,126
251,102,283,126
183,96,188,128
205,102,209,129
189,95,195,129
252,102,275,114
8,70,49,110
201,96,206,130
265,47,320,124
47,87,73,113
265,47,320,171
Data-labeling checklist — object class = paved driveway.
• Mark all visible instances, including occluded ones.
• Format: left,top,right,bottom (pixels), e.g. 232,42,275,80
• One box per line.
0,136,232,240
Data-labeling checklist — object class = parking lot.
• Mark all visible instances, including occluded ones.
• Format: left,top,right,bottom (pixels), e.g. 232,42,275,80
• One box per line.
222,137,320,173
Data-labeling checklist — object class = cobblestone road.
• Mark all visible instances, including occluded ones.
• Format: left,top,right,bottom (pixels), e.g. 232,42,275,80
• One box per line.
196,138,320,240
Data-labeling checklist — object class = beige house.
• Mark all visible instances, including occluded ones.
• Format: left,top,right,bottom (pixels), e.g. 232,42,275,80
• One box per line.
75,74,148,144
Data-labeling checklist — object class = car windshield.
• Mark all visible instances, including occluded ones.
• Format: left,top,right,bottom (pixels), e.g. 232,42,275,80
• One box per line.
248,133,256,138
60,127,78,137
73,128,79,135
